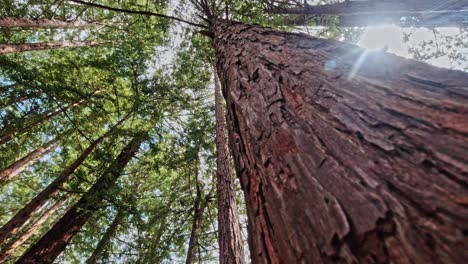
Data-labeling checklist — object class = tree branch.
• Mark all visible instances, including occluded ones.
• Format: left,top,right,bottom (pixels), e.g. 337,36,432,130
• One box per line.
68,0,207,28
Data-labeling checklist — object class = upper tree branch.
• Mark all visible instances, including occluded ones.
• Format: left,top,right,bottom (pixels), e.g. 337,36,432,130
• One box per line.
68,0,207,28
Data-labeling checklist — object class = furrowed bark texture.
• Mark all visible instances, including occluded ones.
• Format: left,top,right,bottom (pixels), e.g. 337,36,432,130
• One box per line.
0,41,102,54
0,137,59,181
0,17,97,28
296,11,468,28
266,0,466,15
0,114,129,245
273,0,468,28
17,136,144,264
86,210,125,264
213,20,468,263
0,196,67,262
214,70,246,264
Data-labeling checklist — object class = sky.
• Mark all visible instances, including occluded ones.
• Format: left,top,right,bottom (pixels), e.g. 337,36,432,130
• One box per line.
358,26,467,71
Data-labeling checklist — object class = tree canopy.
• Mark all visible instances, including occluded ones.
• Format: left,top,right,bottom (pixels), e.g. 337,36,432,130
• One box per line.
0,0,467,263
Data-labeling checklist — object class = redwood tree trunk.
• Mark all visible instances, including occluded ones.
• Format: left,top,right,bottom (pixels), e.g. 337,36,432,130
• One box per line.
266,0,465,16
214,69,245,264
0,196,67,262
0,17,97,28
0,114,129,245
270,0,468,28
296,11,468,28
0,41,102,54
185,180,205,264
86,210,125,264
213,20,468,263
17,135,144,264
0,136,59,181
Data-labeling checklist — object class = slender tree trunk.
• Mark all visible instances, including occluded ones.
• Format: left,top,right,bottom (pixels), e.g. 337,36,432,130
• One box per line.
214,69,245,264
0,136,59,181
295,11,468,28
0,196,67,263
0,114,130,245
212,19,468,263
0,41,103,54
17,134,145,264
270,0,468,28
86,210,125,264
266,0,465,16
185,180,205,264
0,99,84,146
0,17,98,28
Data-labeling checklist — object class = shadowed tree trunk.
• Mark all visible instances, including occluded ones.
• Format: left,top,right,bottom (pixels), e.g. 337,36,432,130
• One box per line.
0,41,103,54
0,136,60,181
269,0,468,28
214,69,245,264
0,196,68,263
0,114,130,245
0,98,85,146
17,134,145,264
265,0,466,16
212,19,468,263
0,17,99,28
185,178,206,264
86,210,125,264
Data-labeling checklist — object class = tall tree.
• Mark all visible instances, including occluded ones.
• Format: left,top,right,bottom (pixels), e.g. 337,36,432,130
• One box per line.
17,134,145,263
0,41,103,54
0,114,130,245
0,135,60,182
86,209,125,264
265,0,468,28
185,173,206,264
0,17,98,28
212,19,468,263
0,196,68,262
214,69,245,264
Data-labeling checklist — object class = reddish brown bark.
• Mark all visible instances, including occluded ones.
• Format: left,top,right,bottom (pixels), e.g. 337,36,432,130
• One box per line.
214,69,245,264
0,41,102,54
269,0,468,28
185,179,205,264
213,20,468,263
0,137,59,181
266,0,465,16
0,196,67,262
0,114,130,245
0,17,97,28
17,135,144,264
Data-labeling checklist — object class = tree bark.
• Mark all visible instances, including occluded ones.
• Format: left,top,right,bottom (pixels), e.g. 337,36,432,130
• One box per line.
266,0,465,16
213,19,468,263
214,69,245,264
0,99,84,146
0,196,67,263
86,210,125,264
269,0,468,28
185,179,206,264
17,134,145,264
0,41,103,54
0,17,98,28
295,11,468,28
0,114,130,245
0,136,59,181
